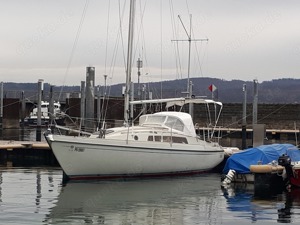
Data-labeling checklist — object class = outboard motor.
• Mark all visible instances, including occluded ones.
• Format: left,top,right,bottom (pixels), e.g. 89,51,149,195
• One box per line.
222,169,236,185
278,154,294,185
278,154,291,167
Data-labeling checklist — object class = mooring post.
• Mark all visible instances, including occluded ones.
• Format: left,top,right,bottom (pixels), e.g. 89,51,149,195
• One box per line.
49,85,54,125
80,81,86,131
242,84,247,149
21,91,26,127
252,79,258,145
0,82,3,138
252,79,258,126
36,79,43,141
85,67,95,133
97,85,101,129
20,91,26,141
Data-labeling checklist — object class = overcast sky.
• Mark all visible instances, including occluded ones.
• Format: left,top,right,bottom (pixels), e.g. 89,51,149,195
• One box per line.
1,0,300,87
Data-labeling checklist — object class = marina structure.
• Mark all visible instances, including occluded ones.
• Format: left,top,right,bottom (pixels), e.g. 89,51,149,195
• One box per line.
0,96,299,142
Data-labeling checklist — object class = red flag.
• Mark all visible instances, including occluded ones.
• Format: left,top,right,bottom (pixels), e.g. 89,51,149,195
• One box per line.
208,84,217,92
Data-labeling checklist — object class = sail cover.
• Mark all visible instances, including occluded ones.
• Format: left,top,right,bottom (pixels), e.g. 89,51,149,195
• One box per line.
223,144,300,174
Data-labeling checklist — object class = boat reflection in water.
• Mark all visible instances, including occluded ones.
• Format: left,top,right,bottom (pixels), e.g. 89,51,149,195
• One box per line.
45,174,223,224
222,183,300,223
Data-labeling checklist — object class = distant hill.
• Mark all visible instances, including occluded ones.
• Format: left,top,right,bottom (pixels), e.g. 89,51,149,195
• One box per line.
2,78,300,104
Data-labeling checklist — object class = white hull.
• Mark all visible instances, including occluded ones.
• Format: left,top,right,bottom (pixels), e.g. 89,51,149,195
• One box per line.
24,116,65,126
24,101,65,126
47,134,224,179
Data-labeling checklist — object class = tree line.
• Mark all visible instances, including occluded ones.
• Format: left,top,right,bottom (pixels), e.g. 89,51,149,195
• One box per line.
3,78,300,104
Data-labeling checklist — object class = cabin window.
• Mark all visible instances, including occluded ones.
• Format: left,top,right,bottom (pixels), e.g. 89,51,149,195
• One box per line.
154,136,161,142
147,136,153,141
172,136,188,144
163,136,171,142
139,116,146,125
163,136,187,143
165,117,184,132
149,116,165,124
140,115,166,126
147,135,187,144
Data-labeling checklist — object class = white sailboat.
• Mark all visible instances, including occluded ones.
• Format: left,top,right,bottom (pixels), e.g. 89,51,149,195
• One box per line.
44,0,224,180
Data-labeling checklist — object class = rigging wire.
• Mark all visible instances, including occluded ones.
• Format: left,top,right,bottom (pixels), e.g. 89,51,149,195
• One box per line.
119,0,128,74
191,18,209,78
104,0,111,76
137,0,148,101
172,1,209,84
142,0,163,103
100,0,111,127
193,39,209,78
58,0,90,101
101,0,127,126
221,103,290,139
132,0,147,106
160,0,163,101
132,0,147,65
169,0,182,80
185,0,191,15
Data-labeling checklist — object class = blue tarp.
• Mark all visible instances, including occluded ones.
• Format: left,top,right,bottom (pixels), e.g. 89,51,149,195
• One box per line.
223,144,300,174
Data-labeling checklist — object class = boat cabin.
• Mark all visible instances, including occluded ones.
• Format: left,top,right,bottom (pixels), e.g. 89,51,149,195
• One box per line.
139,112,196,137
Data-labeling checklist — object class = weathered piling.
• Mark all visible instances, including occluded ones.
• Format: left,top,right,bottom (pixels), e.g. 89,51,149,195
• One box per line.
0,82,3,137
20,91,26,128
96,85,101,129
242,84,247,149
85,67,95,132
80,81,86,129
36,79,43,141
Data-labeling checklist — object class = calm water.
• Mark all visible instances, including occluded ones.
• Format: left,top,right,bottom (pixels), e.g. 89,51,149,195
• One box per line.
0,168,300,225
1,128,299,224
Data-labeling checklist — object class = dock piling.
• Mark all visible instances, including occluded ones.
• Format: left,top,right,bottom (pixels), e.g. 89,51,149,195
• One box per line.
0,82,3,138
36,79,43,141
242,84,247,149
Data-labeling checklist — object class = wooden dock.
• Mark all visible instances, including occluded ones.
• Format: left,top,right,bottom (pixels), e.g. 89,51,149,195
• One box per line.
0,140,50,150
0,140,57,166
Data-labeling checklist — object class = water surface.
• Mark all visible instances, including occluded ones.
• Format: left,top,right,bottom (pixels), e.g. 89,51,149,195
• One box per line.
1,168,300,224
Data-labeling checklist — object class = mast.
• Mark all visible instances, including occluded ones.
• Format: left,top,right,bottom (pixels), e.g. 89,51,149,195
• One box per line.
124,0,135,126
172,15,208,117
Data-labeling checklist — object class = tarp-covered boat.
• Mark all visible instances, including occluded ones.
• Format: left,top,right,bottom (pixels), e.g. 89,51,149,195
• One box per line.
223,144,300,174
